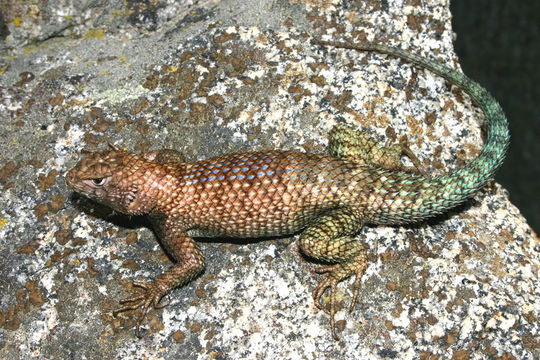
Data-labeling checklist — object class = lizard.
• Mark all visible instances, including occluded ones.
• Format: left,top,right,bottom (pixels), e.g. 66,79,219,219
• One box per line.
65,39,509,339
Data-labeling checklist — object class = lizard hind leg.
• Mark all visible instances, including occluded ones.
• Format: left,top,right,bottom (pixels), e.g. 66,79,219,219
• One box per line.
329,124,427,176
298,207,367,340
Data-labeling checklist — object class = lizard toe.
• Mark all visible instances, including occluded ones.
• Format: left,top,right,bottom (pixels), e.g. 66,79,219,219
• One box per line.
113,281,168,336
311,252,368,339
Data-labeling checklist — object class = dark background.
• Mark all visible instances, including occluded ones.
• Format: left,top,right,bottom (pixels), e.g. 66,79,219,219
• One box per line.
451,0,540,233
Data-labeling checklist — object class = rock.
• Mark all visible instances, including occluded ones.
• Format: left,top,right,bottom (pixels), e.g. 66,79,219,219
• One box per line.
0,0,538,358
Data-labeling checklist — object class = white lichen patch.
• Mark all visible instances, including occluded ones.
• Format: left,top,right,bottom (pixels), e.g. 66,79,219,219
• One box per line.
90,84,150,105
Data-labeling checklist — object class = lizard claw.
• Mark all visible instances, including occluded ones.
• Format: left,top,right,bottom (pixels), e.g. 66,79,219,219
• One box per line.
312,271,340,339
113,281,167,337
311,253,368,340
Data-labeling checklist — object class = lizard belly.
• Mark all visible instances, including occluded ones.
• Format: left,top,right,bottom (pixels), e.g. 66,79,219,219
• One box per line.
185,191,330,238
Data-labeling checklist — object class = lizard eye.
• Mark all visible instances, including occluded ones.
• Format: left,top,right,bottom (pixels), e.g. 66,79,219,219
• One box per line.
91,178,106,186
81,177,110,189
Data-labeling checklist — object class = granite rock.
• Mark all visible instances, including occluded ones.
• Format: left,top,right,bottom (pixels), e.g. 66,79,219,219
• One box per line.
0,0,538,359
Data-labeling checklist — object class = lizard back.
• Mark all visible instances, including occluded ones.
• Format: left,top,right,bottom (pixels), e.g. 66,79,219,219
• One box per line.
161,150,374,238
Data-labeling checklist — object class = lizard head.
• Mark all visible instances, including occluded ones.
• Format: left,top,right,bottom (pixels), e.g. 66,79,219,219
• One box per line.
66,150,161,215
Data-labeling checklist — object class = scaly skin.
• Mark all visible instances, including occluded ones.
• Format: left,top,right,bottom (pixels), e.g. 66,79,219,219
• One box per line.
65,40,509,339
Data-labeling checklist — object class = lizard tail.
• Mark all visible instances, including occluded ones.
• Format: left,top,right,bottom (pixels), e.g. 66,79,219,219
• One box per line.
316,40,510,223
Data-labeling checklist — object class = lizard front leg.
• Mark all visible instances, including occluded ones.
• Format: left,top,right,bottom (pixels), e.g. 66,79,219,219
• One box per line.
113,216,204,336
142,148,186,164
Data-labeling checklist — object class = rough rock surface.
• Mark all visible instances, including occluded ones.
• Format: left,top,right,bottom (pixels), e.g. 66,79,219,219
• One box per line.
0,0,538,359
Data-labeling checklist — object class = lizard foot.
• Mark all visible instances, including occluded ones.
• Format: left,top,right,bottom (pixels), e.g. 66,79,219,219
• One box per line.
113,281,169,337
311,253,368,340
